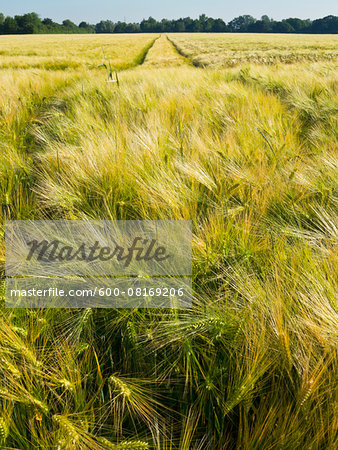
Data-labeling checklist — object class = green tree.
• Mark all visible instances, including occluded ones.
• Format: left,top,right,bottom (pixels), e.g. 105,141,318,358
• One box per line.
79,21,95,33
261,15,273,23
174,19,185,32
15,13,42,34
228,15,256,32
285,18,309,32
0,13,4,33
95,20,115,33
190,20,202,32
3,16,18,34
212,18,228,32
248,20,273,32
311,15,338,33
62,19,78,33
140,17,159,32
272,21,295,33
42,18,54,26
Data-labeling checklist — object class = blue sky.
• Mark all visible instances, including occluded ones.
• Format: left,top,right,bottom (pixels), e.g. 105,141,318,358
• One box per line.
1,1,336,24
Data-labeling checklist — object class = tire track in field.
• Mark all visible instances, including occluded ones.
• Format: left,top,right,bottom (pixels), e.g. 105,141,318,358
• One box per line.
142,34,191,67
166,36,199,66
135,35,161,66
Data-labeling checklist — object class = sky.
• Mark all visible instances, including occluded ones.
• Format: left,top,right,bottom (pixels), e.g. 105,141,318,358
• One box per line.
1,1,337,24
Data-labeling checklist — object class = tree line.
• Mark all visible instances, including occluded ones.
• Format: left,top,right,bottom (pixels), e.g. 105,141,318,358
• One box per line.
0,12,337,35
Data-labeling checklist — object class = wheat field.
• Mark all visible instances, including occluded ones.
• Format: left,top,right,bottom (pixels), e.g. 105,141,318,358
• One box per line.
169,33,338,66
0,33,337,449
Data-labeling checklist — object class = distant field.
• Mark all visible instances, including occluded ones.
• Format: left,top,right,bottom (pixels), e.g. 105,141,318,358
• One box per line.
0,33,337,449
169,32,338,66
0,34,156,70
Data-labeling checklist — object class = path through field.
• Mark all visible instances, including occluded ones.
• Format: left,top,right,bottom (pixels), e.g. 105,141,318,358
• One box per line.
142,34,190,67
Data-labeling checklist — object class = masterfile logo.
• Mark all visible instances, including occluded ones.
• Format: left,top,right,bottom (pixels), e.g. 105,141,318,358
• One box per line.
25,237,171,267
